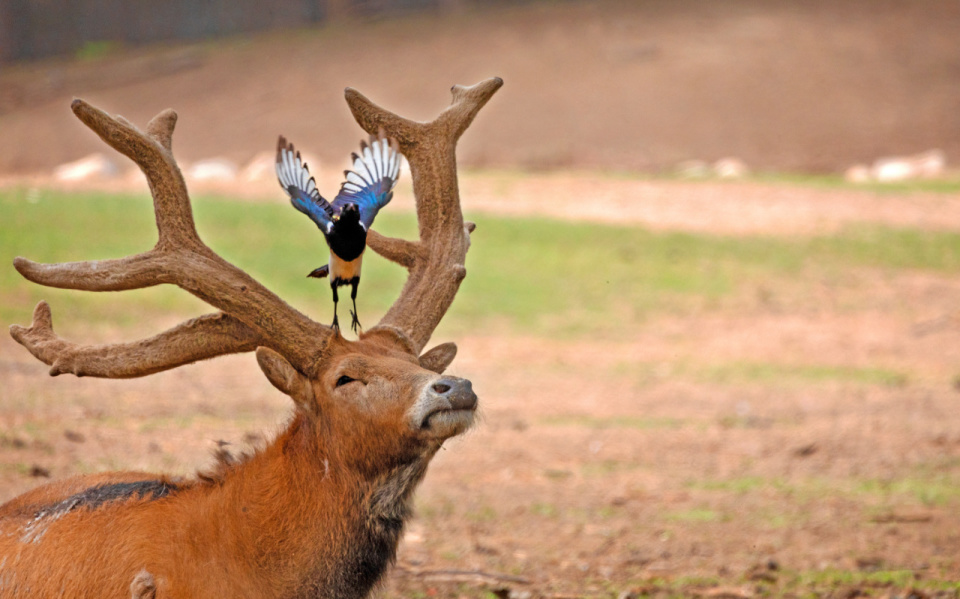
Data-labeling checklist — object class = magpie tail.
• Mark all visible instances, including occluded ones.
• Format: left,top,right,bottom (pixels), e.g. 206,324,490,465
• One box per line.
307,264,330,279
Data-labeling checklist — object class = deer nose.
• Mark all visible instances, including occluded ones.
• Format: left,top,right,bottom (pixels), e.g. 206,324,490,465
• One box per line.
431,377,477,411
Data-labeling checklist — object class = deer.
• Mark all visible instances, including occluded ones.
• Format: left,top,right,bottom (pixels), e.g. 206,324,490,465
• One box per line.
0,76,502,599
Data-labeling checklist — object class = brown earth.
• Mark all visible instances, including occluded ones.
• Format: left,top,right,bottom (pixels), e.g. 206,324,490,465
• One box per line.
2,182,960,596
2,1,960,597
3,284,960,596
1,0,959,175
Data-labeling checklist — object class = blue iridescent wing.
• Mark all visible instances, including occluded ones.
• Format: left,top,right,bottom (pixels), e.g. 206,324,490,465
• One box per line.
276,136,334,233
331,134,401,230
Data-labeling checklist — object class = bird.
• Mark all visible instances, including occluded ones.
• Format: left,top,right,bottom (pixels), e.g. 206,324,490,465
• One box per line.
275,132,401,332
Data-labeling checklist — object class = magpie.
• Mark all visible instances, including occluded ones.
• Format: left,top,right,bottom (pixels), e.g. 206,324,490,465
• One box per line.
276,133,401,332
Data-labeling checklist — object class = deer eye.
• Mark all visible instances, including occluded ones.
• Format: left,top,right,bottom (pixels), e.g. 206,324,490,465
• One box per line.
335,375,357,387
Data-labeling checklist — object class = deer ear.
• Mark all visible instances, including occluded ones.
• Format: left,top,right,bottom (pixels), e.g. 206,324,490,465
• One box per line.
419,342,457,374
256,347,315,412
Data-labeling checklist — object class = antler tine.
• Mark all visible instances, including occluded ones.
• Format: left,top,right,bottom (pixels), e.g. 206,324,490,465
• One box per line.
11,101,333,378
71,100,198,247
347,78,503,353
439,79,506,143
10,302,262,378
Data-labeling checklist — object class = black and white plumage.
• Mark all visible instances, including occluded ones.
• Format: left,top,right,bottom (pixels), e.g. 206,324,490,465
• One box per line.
276,133,402,332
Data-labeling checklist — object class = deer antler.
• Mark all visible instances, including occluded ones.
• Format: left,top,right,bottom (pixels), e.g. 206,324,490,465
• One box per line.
350,77,504,353
11,100,331,377
10,79,501,377
10,302,261,378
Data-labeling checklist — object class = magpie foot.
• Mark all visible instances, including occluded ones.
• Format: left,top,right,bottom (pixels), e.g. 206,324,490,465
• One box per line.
331,313,340,331
349,309,362,333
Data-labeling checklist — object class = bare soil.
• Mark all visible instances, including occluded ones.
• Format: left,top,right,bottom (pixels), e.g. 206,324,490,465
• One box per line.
0,0,959,175
2,192,959,596
2,1,960,597
3,287,960,597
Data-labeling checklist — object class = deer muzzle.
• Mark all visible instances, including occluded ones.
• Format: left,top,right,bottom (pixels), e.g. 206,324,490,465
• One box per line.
413,376,477,437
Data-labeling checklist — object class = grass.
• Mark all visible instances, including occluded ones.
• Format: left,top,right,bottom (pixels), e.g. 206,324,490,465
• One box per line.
613,568,960,599
855,475,960,507
530,502,558,518
663,507,723,523
783,568,960,595
749,171,960,195
3,188,960,338
688,361,909,387
688,472,960,508
611,359,910,388
75,40,122,61
580,459,638,477
467,167,960,195
687,476,784,494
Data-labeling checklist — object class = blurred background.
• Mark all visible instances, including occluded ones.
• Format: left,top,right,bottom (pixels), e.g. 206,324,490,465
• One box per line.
2,1,960,597
2,0,960,175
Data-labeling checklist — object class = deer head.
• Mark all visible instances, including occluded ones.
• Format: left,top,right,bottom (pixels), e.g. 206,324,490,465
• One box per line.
255,330,476,476
3,79,502,598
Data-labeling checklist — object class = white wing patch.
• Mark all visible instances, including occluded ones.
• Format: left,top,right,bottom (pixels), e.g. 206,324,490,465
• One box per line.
346,136,401,192
276,145,321,202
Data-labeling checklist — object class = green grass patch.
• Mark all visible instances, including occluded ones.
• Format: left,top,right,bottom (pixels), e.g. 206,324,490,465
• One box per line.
468,167,960,195
689,361,909,387
580,459,639,477
855,475,960,507
4,188,960,338
689,471,960,508
621,567,960,598
742,567,960,598
465,505,497,522
687,475,784,494
788,568,921,591
529,502,558,518
75,40,122,61
612,359,909,388
664,507,722,523
749,170,960,195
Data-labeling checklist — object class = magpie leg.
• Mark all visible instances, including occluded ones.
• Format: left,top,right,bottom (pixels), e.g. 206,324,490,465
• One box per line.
349,277,361,333
330,283,340,331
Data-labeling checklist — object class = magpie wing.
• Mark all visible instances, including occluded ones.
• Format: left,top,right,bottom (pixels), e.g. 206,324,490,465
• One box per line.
331,134,401,230
276,136,334,233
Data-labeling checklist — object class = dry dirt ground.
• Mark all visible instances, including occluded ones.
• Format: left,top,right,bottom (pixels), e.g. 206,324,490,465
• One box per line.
2,2,960,597
1,0,959,175
2,179,960,598
2,264,960,597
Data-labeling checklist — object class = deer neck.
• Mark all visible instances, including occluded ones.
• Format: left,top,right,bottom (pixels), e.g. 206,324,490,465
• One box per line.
209,413,434,599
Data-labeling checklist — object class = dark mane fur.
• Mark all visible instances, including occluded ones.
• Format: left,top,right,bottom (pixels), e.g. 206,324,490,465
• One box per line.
31,479,181,520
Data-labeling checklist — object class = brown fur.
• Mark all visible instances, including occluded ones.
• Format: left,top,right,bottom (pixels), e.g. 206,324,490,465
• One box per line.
130,570,156,599
0,336,468,598
2,79,501,598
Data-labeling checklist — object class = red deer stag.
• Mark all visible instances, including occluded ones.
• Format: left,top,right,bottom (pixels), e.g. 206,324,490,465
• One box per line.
0,77,502,599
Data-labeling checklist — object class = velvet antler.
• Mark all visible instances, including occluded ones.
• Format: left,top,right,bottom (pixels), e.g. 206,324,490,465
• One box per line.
10,79,502,377
355,77,504,353
11,100,330,377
